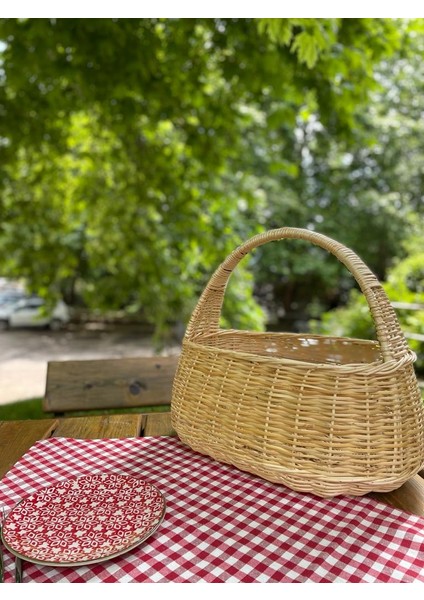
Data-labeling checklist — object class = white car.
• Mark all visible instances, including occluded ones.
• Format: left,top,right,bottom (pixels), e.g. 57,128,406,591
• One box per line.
0,296,71,331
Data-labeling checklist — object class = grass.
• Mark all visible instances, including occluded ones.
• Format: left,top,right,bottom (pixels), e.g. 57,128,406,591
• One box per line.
0,397,170,421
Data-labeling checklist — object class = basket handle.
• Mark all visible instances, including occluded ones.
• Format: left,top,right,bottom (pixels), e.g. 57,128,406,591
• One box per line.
185,227,410,362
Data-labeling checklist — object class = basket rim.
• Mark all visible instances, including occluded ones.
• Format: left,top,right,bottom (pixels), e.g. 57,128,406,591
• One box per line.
183,336,416,374
198,329,381,345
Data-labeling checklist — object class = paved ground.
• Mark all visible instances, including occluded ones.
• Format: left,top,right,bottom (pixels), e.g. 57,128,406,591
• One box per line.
0,324,181,405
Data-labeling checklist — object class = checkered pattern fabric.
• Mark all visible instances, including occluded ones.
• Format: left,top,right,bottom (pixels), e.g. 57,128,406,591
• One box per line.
1,435,424,582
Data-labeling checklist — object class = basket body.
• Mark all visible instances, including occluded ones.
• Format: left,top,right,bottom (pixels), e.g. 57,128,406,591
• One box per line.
171,229,424,497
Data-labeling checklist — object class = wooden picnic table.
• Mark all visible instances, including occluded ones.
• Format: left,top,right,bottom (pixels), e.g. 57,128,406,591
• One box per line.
1,411,424,516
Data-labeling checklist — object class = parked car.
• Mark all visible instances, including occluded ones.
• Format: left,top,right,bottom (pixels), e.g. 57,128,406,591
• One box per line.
0,296,71,331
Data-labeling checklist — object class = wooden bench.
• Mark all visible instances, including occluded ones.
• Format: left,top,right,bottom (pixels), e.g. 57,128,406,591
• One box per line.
43,355,179,416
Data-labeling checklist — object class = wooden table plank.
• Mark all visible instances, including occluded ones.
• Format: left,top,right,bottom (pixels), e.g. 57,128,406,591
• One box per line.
369,474,424,516
141,412,176,437
52,414,143,439
0,419,58,478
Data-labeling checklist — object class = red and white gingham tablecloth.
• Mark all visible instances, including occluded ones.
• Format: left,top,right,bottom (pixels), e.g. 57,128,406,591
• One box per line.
1,435,424,583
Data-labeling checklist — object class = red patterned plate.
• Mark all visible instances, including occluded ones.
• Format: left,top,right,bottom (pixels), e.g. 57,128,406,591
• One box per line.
1,473,166,566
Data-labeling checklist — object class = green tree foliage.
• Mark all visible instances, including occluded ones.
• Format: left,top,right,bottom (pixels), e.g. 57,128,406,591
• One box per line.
0,18,422,336
310,237,424,373
251,20,424,327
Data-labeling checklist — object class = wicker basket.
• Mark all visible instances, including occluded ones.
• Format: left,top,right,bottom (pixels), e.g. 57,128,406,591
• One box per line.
171,228,424,498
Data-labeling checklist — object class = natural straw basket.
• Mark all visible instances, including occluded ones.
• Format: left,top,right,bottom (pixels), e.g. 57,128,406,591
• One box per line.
171,228,424,498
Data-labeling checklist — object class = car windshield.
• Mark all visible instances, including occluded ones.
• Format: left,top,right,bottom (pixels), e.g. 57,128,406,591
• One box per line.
0,294,25,306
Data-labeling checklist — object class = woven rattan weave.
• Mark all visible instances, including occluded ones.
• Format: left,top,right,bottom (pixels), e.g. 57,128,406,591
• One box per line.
171,228,424,497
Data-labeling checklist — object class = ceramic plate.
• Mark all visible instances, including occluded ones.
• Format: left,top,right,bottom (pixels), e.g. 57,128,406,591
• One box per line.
1,473,166,566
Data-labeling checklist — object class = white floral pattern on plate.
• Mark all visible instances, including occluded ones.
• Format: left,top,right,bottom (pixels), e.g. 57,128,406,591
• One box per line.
1,473,166,566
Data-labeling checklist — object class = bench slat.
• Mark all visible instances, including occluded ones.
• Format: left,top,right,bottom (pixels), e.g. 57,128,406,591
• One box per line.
43,356,178,413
